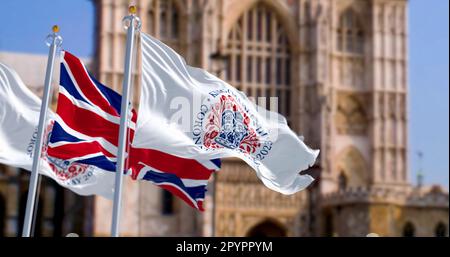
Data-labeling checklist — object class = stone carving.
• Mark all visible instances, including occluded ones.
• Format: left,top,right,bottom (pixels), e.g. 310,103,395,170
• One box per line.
336,92,368,135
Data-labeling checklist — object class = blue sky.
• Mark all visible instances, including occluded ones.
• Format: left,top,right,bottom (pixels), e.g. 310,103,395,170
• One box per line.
0,0,448,188
0,0,94,57
409,0,449,188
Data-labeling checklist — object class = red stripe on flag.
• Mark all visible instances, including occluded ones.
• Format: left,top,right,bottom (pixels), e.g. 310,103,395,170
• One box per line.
131,109,138,123
56,94,121,146
128,147,214,180
56,93,136,144
47,141,115,160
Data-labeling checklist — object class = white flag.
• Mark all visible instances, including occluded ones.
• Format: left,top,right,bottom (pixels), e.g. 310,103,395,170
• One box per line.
0,61,114,199
133,33,319,195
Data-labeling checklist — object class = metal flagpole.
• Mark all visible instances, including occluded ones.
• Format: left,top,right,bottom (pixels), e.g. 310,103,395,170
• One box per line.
212,173,217,237
111,6,141,237
22,25,63,237
30,175,42,236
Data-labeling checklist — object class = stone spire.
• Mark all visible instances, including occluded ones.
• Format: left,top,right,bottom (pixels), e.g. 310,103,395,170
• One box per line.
417,151,424,188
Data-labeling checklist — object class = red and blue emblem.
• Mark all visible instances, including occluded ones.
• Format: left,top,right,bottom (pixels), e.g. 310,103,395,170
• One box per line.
193,88,273,165
204,94,260,154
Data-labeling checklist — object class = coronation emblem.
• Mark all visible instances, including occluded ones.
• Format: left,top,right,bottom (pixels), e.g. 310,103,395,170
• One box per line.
192,88,274,164
41,121,89,182
203,94,260,154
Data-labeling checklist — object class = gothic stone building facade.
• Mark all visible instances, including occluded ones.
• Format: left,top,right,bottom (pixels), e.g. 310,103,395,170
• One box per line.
90,0,448,237
0,0,448,237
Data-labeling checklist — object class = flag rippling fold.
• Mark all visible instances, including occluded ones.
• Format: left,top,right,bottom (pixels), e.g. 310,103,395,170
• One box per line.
48,51,220,211
47,51,137,172
133,33,319,196
0,60,115,198
128,148,220,211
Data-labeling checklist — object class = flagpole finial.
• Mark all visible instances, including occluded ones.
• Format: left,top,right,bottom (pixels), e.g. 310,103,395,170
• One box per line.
129,5,137,15
123,6,141,31
52,25,59,33
46,26,63,47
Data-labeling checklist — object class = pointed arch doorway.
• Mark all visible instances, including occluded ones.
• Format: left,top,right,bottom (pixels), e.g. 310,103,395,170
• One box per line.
246,219,287,237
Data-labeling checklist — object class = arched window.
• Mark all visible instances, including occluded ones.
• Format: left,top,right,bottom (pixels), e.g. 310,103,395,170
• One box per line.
338,172,347,191
336,8,365,88
161,189,174,215
324,210,334,237
336,147,368,189
337,8,364,54
147,0,181,50
246,219,287,237
403,222,415,237
224,3,292,122
435,222,447,237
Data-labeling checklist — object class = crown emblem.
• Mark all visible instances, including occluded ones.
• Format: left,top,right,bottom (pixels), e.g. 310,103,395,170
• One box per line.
214,103,249,149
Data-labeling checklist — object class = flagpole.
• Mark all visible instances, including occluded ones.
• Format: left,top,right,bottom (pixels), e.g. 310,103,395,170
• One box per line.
212,172,217,237
111,6,141,237
22,25,62,237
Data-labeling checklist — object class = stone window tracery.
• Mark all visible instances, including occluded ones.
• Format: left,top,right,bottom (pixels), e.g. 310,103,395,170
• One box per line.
336,8,365,88
224,3,292,121
147,0,181,50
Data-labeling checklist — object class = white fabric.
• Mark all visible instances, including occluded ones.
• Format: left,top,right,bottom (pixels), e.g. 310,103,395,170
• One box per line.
0,61,114,199
135,33,320,195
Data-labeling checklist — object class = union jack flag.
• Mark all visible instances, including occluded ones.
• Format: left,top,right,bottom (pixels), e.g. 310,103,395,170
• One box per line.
47,51,136,172
48,51,219,211
128,148,220,211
